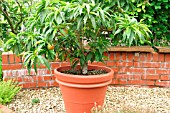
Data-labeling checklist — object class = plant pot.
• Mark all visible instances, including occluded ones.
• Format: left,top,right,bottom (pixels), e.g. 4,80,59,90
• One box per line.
54,65,113,113
0,105,13,113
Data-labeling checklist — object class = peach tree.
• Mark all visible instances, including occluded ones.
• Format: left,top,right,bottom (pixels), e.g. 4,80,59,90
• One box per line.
5,0,151,75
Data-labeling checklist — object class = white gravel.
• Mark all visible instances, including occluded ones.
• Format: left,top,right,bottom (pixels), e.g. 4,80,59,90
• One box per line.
7,86,170,113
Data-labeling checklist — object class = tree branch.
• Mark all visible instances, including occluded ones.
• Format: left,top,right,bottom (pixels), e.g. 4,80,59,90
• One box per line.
15,0,23,31
0,1,17,34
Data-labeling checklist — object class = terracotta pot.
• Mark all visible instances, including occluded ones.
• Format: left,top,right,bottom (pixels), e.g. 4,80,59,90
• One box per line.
54,65,113,113
0,105,13,113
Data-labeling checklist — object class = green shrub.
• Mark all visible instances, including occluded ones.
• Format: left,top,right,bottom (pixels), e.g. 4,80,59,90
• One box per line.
0,80,21,105
129,0,170,46
31,98,40,105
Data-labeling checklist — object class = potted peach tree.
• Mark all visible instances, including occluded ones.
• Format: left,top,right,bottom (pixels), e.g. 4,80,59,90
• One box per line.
5,0,151,113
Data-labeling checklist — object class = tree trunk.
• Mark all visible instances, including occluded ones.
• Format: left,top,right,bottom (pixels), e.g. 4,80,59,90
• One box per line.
82,63,88,75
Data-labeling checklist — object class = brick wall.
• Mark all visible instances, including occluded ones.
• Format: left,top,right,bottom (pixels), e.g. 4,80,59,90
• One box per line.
2,51,170,88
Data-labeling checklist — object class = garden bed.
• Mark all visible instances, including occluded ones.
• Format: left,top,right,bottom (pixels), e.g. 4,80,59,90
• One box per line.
7,86,170,113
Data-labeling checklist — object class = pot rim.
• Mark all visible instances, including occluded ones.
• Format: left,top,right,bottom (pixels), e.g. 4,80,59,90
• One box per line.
54,65,114,84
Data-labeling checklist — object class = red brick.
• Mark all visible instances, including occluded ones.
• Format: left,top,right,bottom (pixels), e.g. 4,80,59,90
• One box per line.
21,82,37,88
37,76,44,81
116,74,141,80
44,76,51,81
156,80,170,87
103,52,109,61
134,62,143,67
119,80,127,84
23,76,33,82
142,75,159,80
110,79,119,85
152,52,159,62
37,82,47,87
128,80,146,85
37,64,46,69
146,81,155,85
111,67,119,73
161,63,170,68
140,53,146,61
2,54,8,64
143,62,161,68
128,68,145,74
47,81,59,87
32,76,37,81
14,55,22,63
122,53,127,61
51,62,60,69
61,62,70,66
9,54,15,64
109,53,115,60
115,52,121,61
116,74,131,79
146,53,152,61
134,53,139,61
156,69,170,75
127,53,133,61
160,75,169,80
2,71,13,77
116,62,133,67
106,61,116,67
165,54,170,62
94,62,106,66
2,64,23,70
146,69,155,74
119,67,129,73
51,75,56,80
132,75,142,80
17,77,23,82
159,54,165,62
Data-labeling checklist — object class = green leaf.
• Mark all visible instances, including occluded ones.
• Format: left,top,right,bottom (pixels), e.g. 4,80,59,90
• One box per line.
129,31,134,46
114,29,123,36
56,16,62,25
99,9,105,22
85,4,90,14
39,10,46,24
86,52,93,61
42,57,50,70
33,57,38,74
90,15,96,29
77,17,83,30
84,14,88,25
95,51,100,62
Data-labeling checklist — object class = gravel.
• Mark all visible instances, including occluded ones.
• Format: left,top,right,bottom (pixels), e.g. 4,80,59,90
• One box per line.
7,86,170,113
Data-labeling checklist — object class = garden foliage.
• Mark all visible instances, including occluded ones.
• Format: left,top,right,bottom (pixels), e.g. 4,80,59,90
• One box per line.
0,80,21,105
130,0,170,46
1,0,169,74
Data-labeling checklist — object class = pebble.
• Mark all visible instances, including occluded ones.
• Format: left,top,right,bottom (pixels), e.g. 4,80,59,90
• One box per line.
7,86,170,113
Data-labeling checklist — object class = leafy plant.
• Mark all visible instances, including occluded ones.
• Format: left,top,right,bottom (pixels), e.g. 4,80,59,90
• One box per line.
129,0,170,47
31,98,40,104
0,80,21,105
5,0,151,75
0,0,39,42
111,14,151,46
